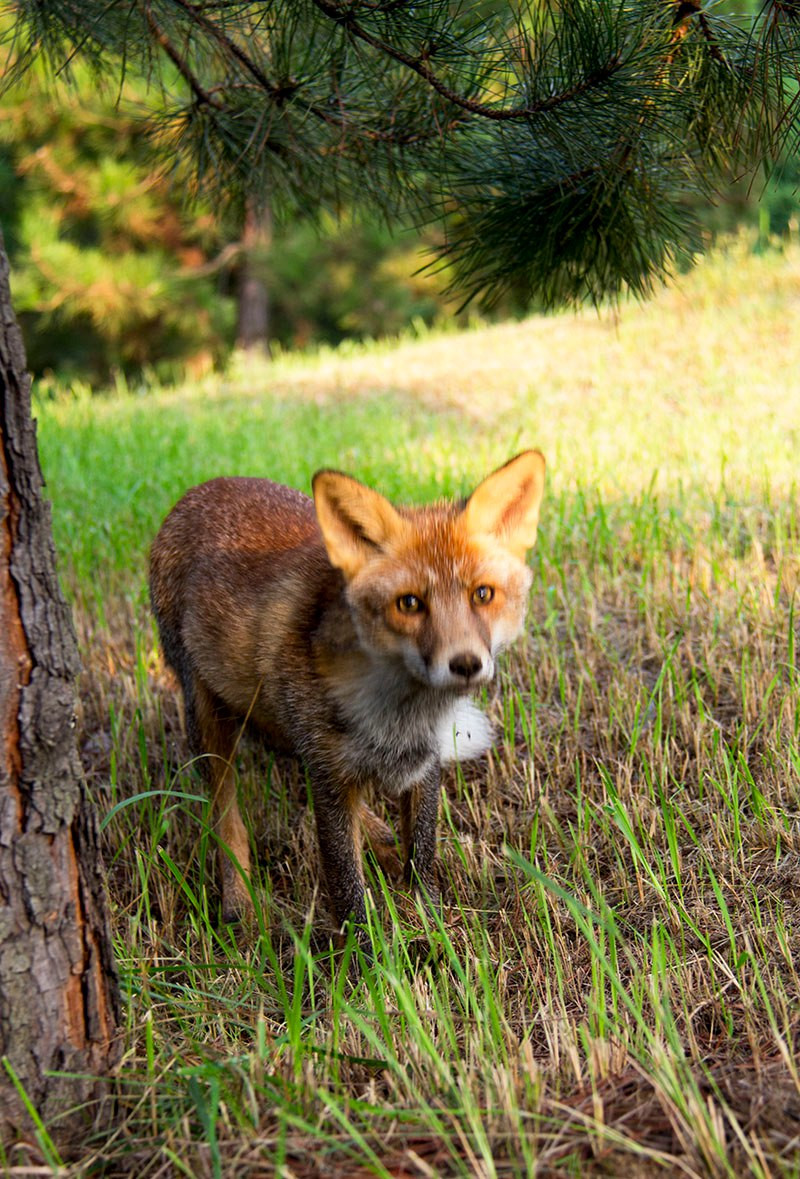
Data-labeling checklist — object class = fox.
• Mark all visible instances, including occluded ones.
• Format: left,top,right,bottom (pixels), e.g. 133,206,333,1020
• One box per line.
149,449,545,942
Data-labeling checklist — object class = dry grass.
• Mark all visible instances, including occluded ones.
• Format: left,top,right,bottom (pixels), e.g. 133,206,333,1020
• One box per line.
19,236,800,1177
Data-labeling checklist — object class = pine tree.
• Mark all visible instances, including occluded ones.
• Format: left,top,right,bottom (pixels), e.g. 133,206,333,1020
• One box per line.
0,226,120,1150
4,0,798,310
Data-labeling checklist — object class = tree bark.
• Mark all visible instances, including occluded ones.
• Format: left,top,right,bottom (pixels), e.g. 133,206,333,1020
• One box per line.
0,228,120,1152
235,197,272,355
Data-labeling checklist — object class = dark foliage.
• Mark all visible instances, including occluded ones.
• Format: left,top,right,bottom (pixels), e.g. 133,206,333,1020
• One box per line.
3,1,799,308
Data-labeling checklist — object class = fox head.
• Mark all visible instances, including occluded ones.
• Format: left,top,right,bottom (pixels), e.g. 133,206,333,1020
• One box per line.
312,451,545,692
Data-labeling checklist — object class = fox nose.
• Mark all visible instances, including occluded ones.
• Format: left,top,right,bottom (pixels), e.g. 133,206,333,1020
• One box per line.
449,652,483,680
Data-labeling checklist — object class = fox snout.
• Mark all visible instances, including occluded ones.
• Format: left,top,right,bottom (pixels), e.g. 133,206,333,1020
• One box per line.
449,651,485,680
425,642,494,691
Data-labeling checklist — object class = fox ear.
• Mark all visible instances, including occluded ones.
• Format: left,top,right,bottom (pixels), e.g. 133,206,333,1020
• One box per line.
463,450,546,559
313,470,406,579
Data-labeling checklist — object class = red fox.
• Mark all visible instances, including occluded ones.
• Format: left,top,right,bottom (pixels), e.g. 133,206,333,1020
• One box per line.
149,450,545,940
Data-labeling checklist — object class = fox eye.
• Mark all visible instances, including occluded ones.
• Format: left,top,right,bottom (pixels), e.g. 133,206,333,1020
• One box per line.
472,584,494,606
396,593,424,615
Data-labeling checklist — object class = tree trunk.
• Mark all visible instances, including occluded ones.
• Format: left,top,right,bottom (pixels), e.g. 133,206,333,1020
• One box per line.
0,228,120,1153
236,197,272,355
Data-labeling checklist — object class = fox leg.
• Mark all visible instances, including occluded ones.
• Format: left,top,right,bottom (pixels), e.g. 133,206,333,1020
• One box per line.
359,802,403,880
400,768,442,908
312,777,368,938
185,678,253,923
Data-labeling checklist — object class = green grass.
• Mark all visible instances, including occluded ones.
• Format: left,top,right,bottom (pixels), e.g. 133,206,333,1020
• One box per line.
20,235,800,1176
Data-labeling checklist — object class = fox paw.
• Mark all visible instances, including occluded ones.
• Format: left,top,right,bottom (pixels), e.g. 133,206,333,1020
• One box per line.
219,863,256,927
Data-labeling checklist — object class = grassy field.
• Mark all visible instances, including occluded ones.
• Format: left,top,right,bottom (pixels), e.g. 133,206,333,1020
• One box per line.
23,236,800,1176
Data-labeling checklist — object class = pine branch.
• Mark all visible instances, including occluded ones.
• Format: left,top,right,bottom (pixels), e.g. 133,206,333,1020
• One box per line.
167,0,464,146
168,0,285,102
310,0,625,121
3,0,799,309
144,5,225,109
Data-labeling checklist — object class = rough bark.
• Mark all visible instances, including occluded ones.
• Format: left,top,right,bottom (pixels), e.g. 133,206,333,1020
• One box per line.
0,227,120,1152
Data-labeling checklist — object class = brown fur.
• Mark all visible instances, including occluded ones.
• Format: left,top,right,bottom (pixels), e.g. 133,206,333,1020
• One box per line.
149,453,545,939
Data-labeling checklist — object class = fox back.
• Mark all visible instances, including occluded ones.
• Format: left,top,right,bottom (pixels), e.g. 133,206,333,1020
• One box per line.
149,451,545,935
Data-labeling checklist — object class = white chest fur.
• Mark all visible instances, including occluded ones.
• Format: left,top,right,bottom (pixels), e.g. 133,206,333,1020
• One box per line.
327,658,494,793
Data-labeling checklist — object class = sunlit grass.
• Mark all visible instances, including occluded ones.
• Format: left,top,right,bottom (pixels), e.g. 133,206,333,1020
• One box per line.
23,236,800,1176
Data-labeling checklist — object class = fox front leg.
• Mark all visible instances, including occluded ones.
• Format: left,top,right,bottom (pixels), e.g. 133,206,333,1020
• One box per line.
400,768,442,911
312,777,369,941
185,678,253,925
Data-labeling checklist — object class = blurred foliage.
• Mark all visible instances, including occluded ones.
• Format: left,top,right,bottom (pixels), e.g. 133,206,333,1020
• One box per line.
0,15,797,384
262,216,452,351
691,156,800,242
0,65,237,381
0,59,463,381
